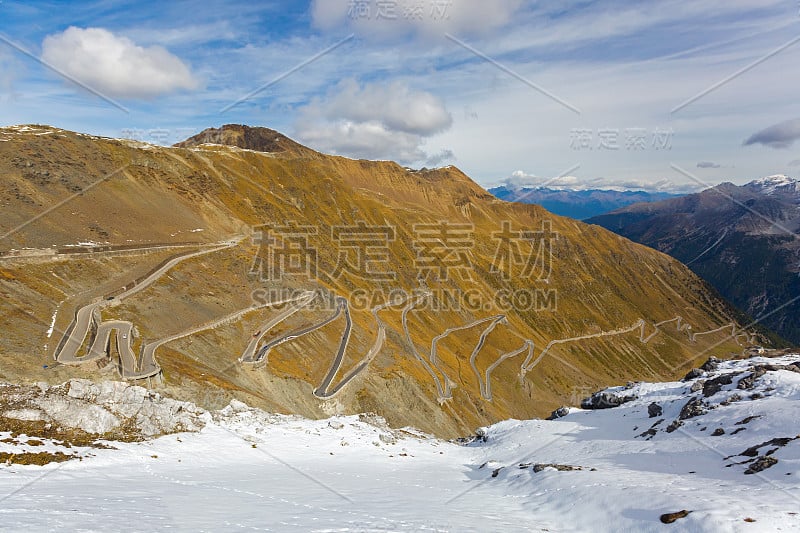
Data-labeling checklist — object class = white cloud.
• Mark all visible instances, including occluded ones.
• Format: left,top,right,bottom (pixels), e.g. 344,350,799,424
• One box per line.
41,27,200,99
503,171,705,194
310,0,523,40
294,79,453,165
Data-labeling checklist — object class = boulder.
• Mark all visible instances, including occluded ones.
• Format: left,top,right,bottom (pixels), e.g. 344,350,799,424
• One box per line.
647,402,663,418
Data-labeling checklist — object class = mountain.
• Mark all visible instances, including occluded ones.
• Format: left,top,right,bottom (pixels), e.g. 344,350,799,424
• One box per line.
588,175,800,344
0,124,766,438
2,352,798,530
488,185,682,220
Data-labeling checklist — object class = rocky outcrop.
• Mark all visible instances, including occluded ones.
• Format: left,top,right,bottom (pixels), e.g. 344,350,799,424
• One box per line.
1,379,207,439
581,391,637,410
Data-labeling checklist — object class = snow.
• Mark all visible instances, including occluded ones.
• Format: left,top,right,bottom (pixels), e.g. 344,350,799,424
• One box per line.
45,306,59,339
0,356,798,531
748,175,798,195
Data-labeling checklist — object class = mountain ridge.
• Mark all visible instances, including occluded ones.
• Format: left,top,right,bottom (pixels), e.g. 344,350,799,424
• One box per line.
489,185,683,220
588,176,800,344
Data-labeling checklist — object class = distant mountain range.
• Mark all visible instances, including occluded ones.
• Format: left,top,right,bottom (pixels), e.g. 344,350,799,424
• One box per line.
488,186,683,220
588,175,800,344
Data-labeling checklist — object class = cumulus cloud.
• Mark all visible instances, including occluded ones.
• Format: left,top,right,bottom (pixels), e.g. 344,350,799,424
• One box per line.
503,171,703,194
294,79,454,165
743,118,800,149
697,161,721,169
310,0,523,40
311,78,452,135
41,27,200,99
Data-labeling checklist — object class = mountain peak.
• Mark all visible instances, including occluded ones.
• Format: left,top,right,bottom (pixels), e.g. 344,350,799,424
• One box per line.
745,174,798,195
174,124,312,155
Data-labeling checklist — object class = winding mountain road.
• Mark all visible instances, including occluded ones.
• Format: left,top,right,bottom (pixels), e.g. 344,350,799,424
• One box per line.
53,238,242,378
312,295,414,400
239,291,317,363
247,296,347,369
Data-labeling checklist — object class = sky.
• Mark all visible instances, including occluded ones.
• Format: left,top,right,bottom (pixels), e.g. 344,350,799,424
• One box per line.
1,0,800,192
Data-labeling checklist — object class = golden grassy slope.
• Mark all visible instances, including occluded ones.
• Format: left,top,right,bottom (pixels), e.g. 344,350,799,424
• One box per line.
0,124,756,437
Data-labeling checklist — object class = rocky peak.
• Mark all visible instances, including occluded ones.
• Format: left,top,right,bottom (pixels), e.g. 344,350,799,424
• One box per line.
174,124,312,155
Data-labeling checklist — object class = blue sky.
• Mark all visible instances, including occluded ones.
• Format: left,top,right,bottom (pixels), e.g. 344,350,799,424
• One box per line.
1,0,800,191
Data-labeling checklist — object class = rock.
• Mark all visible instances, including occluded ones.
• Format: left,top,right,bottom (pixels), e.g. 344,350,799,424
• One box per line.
3,408,46,422
682,368,704,381
665,420,683,433
720,393,742,406
226,399,250,413
701,357,721,371
745,456,778,474
737,368,767,390
679,397,706,420
532,463,583,473
703,373,740,397
378,433,397,445
35,395,121,434
660,510,692,524
648,402,663,418
581,391,636,410
637,428,657,438
712,428,725,436
690,381,704,393
547,407,570,420
740,437,797,457
328,420,345,430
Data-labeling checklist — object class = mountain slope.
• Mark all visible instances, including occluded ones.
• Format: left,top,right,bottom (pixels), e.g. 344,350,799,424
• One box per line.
588,176,800,344
489,185,682,219
0,124,761,438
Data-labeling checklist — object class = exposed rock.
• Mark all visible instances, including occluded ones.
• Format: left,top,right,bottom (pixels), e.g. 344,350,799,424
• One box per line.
720,393,742,406
712,428,725,436
34,395,121,434
745,456,778,474
701,357,721,372
679,397,706,420
690,381,704,393
648,402,663,418
703,373,740,397
531,463,583,473
2,379,207,439
547,407,570,420
682,368,704,381
735,415,762,426
581,391,636,410
3,408,46,422
740,437,797,458
738,368,767,390
660,510,692,524
378,433,397,445
665,420,683,433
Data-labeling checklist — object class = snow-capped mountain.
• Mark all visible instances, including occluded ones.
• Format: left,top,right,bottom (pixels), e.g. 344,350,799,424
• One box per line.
1,353,798,531
745,174,799,198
